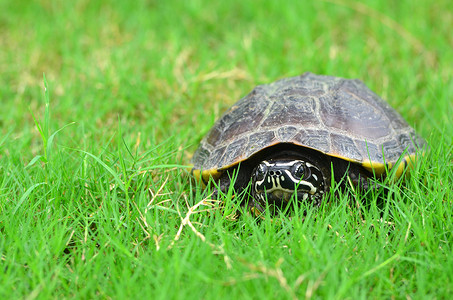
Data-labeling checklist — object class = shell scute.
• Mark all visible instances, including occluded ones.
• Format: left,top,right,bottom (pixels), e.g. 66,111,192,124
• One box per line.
276,126,299,141
292,129,331,154
261,98,320,128
330,133,363,162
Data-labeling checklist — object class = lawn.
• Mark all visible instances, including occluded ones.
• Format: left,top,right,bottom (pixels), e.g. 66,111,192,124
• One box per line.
1,0,452,299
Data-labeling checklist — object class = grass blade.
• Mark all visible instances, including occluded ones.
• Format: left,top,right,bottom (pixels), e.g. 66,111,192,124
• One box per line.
13,182,46,215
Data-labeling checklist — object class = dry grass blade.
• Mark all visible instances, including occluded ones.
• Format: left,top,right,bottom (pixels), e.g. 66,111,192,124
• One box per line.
167,195,232,269
239,258,297,300
153,233,163,251
167,197,214,249
305,271,327,299
146,176,169,211
194,68,251,83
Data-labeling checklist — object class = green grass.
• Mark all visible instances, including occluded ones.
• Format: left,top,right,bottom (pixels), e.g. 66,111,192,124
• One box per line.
1,0,452,298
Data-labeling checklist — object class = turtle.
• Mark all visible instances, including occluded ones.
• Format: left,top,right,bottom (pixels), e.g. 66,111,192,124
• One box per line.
191,72,426,214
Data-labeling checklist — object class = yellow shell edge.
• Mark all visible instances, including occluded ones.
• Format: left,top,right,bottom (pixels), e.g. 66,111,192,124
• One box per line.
361,153,418,178
191,168,222,188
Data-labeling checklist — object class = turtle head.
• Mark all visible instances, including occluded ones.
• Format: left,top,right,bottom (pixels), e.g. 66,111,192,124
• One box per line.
250,159,325,215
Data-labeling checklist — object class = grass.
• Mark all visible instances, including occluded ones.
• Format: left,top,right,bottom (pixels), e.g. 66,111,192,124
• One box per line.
1,0,452,298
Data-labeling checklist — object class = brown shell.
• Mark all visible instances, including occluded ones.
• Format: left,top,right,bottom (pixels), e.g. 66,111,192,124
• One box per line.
192,73,426,174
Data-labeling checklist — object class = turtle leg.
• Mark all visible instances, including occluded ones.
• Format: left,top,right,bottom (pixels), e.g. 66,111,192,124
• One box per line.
215,172,234,197
347,166,373,191
210,165,251,199
332,158,376,191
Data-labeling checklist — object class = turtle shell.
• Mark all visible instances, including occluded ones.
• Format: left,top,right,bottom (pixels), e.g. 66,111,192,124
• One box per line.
192,73,426,182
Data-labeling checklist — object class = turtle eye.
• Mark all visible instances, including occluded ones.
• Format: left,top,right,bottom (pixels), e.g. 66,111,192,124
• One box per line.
254,162,268,181
291,161,305,180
